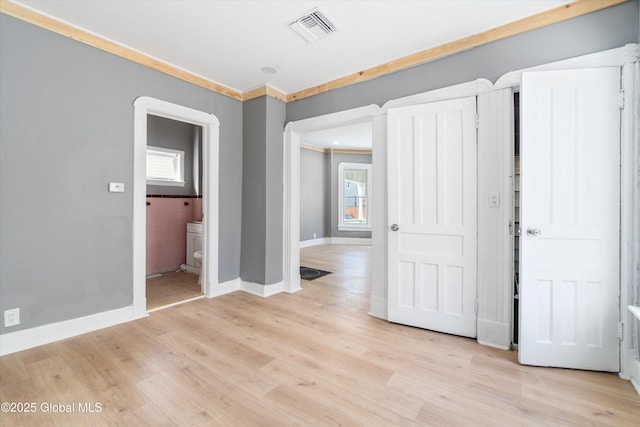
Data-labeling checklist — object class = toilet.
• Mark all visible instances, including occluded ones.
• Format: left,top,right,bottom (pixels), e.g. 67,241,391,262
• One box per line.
193,250,203,284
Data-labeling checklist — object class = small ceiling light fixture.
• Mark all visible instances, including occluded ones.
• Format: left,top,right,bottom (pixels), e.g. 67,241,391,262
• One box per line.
261,66,277,75
332,140,340,145
288,7,338,43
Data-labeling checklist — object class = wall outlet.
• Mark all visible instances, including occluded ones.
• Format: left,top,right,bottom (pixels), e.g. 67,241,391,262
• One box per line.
4,308,20,327
313,233,317,239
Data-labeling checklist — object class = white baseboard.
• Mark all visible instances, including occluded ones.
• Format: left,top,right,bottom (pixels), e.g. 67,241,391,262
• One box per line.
629,359,640,396
300,237,329,248
241,280,284,297
0,306,136,356
368,295,387,319
299,237,372,248
329,237,372,245
211,277,242,297
477,318,511,350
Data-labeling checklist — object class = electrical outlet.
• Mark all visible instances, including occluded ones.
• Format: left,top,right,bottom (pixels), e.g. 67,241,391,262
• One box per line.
313,233,317,239
4,308,20,327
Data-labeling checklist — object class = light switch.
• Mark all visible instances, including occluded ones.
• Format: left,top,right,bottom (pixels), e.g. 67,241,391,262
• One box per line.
109,182,125,193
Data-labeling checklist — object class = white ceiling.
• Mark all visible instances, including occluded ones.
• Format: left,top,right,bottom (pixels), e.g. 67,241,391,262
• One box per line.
301,121,372,149
14,0,573,95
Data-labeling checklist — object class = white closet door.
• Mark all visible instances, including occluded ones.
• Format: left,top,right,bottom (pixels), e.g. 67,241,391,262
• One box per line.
519,68,620,371
387,97,477,338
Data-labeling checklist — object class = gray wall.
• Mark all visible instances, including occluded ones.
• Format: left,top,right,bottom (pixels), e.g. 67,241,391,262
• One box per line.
0,14,243,334
329,152,372,239
286,1,639,122
1,1,638,335
241,95,286,285
241,97,267,284
146,115,201,196
300,148,328,241
300,149,373,240
264,96,286,285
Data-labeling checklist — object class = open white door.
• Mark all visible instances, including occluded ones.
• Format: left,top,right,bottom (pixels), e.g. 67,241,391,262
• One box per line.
519,68,621,371
387,97,477,338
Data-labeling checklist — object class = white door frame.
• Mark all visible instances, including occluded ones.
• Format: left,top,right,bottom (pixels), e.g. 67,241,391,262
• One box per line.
283,105,381,294
377,79,496,328
494,44,640,380
133,96,220,318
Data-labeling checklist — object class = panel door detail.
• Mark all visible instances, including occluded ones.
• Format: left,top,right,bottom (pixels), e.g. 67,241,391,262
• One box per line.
519,68,621,371
387,97,478,338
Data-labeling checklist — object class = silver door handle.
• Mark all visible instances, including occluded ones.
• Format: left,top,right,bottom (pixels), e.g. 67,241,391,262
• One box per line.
390,224,399,232
527,228,542,237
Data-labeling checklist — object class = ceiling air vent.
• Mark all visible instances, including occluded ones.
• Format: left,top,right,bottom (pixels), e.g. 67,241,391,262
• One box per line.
288,7,338,43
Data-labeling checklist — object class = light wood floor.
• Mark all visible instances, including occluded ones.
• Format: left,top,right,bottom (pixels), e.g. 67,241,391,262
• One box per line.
1,244,638,426
146,271,202,311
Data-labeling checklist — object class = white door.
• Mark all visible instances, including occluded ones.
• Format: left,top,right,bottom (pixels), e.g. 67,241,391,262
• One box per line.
387,97,477,338
519,68,620,371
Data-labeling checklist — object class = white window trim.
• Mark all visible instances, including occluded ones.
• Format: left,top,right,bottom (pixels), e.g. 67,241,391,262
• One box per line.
338,162,372,231
146,145,185,187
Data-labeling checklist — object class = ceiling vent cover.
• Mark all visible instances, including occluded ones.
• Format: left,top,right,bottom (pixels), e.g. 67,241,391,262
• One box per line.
288,7,338,43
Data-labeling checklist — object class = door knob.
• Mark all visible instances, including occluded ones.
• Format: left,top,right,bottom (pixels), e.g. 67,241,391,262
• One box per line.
390,224,399,232
527,228,542,237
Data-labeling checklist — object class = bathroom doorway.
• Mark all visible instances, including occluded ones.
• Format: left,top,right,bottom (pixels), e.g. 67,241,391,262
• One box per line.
145,116,204,311
132,97,220,319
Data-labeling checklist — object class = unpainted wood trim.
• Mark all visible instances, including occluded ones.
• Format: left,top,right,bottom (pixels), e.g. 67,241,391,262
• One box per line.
300,143,327,153
286,0,628,102
331,148,372,155
0,0,243,101
1,0,628,103
242,85,287,102
300,143,373,154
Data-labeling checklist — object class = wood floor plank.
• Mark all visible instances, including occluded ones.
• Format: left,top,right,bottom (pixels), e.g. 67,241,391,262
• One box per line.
146,271,201,310
0,244,638,426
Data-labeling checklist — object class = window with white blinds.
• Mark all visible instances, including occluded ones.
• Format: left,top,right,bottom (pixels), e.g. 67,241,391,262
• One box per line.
146,146,185,186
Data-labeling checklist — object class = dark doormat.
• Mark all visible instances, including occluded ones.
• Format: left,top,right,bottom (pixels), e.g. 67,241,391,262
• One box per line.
300,266,332,281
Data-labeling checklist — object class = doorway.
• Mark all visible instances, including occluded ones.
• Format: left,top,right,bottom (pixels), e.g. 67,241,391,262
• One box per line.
517,68,621,371
145,117,204,311
283,105,381,295
298,123,373,286
132,97,220,319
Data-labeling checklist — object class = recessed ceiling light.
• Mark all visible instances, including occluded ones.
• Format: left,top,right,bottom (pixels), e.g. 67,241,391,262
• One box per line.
332,140,340,145
261,66,277,75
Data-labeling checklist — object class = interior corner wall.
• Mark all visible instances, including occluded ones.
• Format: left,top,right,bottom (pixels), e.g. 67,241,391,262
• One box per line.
0,14,243,335
264,96,286,285
241,95,286,286
300,148,328,241
241,97,267,284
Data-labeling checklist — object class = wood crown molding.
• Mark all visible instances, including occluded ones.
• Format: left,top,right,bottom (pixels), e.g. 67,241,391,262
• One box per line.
0,0,243,101
286,0,628,102
300,143,372,155
1,0,628,104
242,85,287,102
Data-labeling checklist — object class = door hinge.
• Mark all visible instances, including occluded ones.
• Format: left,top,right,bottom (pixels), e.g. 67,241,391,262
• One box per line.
618,322,624,340
619,91,625,109
475,113,480,129
475,298,479,314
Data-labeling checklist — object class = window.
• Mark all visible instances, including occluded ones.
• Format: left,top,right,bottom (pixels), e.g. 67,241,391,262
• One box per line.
338,162,372,230
146,146,185,186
